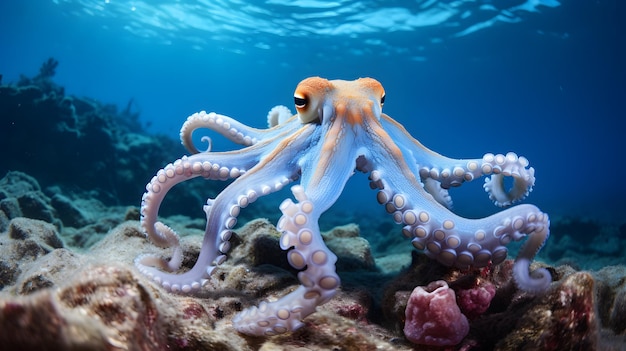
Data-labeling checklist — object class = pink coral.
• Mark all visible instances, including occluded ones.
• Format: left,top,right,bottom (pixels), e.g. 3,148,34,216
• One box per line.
404,280,469,346
456,279,496,320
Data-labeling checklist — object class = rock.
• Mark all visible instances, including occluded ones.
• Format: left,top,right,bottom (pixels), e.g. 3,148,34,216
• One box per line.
494,271,598,350
0,171,61,229
0,171,41,197
0,260,19,290
17,192,56,224
323,223,376,271
0,220,407,350
227,219,377,274
16,248,82,295
50,193,90,228
8,217,64,252
0,204,13,233
0,218,65,293
0,198,22,220
0,265,170,351
594,265,626,335
0,177,624,349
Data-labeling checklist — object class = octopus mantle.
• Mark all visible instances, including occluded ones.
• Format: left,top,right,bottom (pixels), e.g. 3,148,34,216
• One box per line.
136,77,551,336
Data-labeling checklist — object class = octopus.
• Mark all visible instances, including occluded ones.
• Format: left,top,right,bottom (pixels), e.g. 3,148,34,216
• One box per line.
136,77,551,336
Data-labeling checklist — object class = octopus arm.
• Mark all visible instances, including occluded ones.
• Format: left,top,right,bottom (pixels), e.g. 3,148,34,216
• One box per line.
234,123,361,336
136,125,315,294
380,113,535,207
365,123,551,294
180,109,300,154
140,150,259,247
137,146,271,280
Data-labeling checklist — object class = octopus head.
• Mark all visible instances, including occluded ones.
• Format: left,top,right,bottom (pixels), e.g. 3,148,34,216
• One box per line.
293,77,386,125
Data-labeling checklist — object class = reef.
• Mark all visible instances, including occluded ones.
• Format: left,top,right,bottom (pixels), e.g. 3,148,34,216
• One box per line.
0,172,625,350
0,59,215,215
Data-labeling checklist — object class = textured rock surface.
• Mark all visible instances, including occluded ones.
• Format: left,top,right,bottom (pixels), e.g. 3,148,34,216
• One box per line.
1,174,626,350
1,211,626,350
0,219,405,350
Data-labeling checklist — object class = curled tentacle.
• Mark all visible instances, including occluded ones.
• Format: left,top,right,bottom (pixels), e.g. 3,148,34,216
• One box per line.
370,169,551,293
512,212,551,293
482,153,535,206
267,105,294,127
180,111,261,153
379,114,534,206
180,110,300,154
138,154,248,290
364,116,550,294
138,151,263,291
137,163,299,293
141,151,258,245
138,125,315,294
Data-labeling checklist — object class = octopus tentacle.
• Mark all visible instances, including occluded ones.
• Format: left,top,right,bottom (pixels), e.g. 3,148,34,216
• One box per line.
513,214,551,293
370,166,551,293
137,151,255,282
422,177,453,209
137,163,299,294
180,109,298,154
137,77,552,338
364,119,551,293
370,170,551,292
233,117,360,335
266,105,294,127
138,125,316,294
233,185,340,335
482,155,535,207
141,153,247,246
379,114,534,206
141,149,265,244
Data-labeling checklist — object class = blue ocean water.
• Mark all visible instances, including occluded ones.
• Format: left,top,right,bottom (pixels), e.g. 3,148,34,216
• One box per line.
1,0,624,227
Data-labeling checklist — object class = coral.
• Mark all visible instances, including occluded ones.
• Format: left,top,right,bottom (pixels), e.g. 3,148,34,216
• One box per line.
37,57,59,80
403,280,469,346
1,63,212,214
456,278,496,320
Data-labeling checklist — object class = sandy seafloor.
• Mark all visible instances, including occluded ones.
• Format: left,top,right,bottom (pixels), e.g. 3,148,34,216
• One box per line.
0,63,625,350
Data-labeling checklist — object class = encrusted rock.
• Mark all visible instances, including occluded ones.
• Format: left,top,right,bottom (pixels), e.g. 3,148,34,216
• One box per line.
0,265,170,351
8,217,64,252
495,271,598,350
51,193,90,228
324,223,376,271
594,265,626,335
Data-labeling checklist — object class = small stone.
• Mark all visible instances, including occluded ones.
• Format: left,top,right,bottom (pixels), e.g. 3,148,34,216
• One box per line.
17,192,55,223
0,198,22,219
51,194,89,228
8,218,64,252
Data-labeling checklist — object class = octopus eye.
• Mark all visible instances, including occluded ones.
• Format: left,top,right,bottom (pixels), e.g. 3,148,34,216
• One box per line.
294,94,308,108
380,94,386,106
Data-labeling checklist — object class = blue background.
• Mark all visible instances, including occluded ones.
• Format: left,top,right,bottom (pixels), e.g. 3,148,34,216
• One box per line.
1,0,624,224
